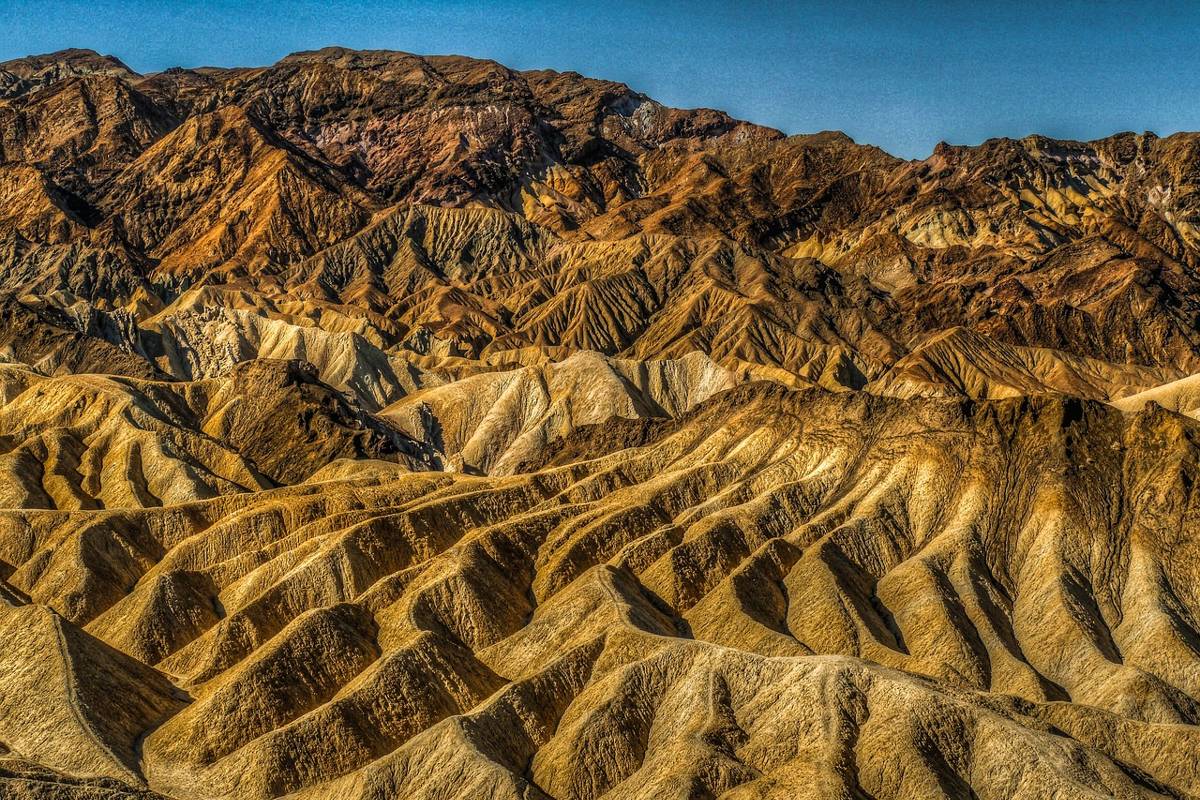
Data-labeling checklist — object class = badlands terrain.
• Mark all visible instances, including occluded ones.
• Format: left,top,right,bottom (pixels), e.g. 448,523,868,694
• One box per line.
1,46,1200,799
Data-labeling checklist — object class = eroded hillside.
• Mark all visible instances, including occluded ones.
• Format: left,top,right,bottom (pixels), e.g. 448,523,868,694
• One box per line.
2,47,1200,800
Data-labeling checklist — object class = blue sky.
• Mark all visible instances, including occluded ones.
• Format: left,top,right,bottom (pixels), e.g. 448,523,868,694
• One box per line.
5,0,1200,159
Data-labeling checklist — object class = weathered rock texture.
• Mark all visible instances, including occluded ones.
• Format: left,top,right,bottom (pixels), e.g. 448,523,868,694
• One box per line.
1,47,1200,800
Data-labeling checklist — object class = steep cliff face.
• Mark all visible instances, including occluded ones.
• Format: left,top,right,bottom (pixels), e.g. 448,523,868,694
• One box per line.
2,47,1200,800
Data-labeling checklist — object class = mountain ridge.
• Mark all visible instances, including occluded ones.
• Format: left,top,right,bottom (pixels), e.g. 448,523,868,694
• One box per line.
2,46,1200,800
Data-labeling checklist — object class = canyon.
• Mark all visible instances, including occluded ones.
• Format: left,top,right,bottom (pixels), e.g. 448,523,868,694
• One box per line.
1,47,1200,799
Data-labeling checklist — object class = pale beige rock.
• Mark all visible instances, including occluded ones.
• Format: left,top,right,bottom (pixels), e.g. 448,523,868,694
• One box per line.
1,385,1197,798
381,350,738,473
1,45,1199,800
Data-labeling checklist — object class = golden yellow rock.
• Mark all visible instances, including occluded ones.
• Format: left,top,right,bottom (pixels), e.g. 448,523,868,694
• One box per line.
0,46,1199,800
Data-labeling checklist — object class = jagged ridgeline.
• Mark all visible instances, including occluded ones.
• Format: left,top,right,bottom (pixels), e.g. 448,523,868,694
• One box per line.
1,47,1199,800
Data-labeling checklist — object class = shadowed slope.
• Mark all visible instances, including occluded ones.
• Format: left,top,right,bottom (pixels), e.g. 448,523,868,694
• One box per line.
1,50,1200,397
0,358,435,512
1,384,1198,798
2,46,1200,800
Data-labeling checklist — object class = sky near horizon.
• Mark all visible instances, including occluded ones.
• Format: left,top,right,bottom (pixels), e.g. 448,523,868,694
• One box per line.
4,0,1199,160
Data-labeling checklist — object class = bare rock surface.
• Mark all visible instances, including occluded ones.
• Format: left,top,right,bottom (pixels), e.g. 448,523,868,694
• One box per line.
0,47,1199,799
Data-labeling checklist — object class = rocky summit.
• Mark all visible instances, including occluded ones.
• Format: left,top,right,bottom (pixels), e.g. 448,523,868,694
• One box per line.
1,46,1200,799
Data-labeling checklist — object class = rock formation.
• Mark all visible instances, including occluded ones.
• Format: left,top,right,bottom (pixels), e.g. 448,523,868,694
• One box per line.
1,46,1200,799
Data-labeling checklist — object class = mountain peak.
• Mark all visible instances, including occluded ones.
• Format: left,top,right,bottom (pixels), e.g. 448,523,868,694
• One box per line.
0,47,137,78
0,44,1199,800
